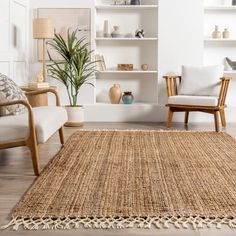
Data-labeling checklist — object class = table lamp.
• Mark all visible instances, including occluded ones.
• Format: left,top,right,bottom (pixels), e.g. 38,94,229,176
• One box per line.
33,18,54,83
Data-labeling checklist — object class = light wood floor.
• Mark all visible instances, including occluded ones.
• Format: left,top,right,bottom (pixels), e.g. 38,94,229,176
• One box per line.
1,122,236,236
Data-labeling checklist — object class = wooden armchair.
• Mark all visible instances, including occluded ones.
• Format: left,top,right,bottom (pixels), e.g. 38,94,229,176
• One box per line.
163,75,231,132
0,89,67,176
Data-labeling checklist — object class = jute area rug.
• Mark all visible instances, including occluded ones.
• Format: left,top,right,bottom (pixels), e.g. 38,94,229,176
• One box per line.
2,130,236,231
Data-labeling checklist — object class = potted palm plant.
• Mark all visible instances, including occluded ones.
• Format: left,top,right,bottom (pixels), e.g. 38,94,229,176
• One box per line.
47,30,96,127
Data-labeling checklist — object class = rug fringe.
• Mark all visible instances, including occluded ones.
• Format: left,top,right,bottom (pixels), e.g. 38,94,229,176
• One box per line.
1,215,236,231
76,129,223,133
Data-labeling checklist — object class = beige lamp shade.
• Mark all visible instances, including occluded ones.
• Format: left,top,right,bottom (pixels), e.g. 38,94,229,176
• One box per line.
33,18,54,39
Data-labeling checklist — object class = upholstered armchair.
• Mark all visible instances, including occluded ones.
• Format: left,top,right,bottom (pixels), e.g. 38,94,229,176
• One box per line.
0,88,68,176
163,65,231,132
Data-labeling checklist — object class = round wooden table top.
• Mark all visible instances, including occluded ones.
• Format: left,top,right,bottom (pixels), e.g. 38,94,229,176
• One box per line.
21,85,57,91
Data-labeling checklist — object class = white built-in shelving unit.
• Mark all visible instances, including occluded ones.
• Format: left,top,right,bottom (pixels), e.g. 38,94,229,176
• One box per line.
94,0,158,106
204,6,236,10
204,0,236,107
95,5,158,10
204,1,236,77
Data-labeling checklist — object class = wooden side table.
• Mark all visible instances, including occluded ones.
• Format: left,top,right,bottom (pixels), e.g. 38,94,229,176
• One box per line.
21,86,57,107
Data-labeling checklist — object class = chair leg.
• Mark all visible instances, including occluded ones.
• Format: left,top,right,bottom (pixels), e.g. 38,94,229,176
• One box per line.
220,109,226,127
167,109,174,128
184,111,189,125
214,111,220,132
59,127,65,145
27,137,40,176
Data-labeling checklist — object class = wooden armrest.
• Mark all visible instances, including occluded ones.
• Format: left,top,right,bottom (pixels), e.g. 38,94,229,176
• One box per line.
25,88,61,106
218,77,231,107
163,76,181,97
0,99,31,110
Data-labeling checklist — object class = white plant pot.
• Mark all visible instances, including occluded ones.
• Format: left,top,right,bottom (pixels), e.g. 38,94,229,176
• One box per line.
65,106,84,127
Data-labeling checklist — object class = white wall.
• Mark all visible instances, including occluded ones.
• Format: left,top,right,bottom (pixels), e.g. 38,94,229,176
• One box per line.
158,0,204,105
0,0,29,85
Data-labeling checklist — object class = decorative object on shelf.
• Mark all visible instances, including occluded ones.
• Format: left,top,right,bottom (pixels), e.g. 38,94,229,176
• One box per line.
130,0,140,5
47,30,97,127
223,28,230,39
135,29,145,38
111,26,123,38
33,18,54,82
233,0,236,5
122,91,134,104
113,0,130,5
212,25,221,39
95,54,106,71
117,64,134,71
103,20,111,38
225,57,236,70
109,84,122,104
141,64,149,71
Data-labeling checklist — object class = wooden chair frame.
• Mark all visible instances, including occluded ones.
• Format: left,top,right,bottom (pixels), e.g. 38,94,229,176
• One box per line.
163,76,231,132
0,89,65,176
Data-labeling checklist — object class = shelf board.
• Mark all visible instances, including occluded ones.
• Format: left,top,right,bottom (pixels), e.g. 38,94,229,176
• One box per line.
204,6,236,11
224,71,236,75
96,37,158,41
204,38,236,42
97,70,158,74
95,5,158,10
95,102,158,106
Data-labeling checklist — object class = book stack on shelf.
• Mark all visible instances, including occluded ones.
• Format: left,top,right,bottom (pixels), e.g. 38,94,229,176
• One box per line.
95,54,106,71
28,82,50,88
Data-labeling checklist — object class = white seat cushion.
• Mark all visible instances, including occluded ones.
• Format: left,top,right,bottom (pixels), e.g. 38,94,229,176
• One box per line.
168,95,218,107
0,106,68,143
178,65,223,96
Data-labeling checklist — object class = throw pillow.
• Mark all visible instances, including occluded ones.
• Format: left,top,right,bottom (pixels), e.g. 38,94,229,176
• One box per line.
178,65,223,96
0,73,27,115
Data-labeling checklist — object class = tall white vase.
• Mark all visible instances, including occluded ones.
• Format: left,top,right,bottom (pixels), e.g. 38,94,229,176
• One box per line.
103,20,111,38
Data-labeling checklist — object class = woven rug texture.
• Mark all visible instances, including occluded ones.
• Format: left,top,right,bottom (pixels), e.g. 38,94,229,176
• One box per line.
2,130,236,230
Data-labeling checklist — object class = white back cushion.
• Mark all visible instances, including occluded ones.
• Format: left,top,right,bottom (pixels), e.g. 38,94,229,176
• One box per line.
178,65,224,96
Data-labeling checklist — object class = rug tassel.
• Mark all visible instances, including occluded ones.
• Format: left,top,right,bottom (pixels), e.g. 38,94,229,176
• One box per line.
2,215,236,231
1,218,18,230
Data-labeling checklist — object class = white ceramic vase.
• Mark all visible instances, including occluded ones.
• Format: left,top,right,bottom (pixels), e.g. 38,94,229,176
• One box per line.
103,20,111,38
65,106,84,127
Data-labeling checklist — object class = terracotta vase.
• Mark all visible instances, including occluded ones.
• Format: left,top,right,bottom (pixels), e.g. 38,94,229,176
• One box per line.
109,84,122,104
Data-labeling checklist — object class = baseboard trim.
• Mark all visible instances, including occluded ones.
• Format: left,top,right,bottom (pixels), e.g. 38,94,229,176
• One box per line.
83,104,236,122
